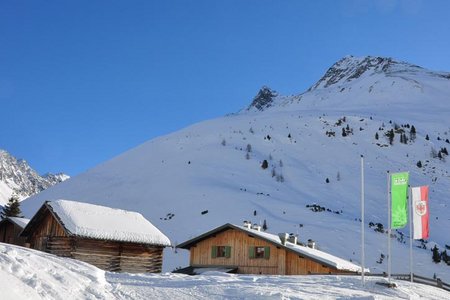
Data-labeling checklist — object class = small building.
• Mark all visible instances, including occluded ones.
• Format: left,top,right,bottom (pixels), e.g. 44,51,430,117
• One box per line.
177,222,368,275
0,216,30,246
21,199,171,273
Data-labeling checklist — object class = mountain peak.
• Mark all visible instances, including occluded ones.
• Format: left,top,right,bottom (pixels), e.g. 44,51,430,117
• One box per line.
247,86,278,111
309,55,424,90
0,149,69,205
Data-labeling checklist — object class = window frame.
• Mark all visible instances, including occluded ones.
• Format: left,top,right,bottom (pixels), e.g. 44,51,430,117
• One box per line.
249,246,270,259
211,245,231,258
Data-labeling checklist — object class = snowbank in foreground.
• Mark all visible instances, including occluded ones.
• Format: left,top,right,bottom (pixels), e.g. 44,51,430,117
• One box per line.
1,243,448,299
0,243,115,299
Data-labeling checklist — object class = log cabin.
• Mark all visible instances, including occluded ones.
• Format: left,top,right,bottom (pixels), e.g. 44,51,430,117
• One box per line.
177,222,368,275
20,199,171,273
0,216,30,246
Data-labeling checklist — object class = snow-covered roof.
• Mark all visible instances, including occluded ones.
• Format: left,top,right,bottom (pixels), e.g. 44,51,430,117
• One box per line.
6,217,30,228
178,223,368,273
45,200,171,246
237,225,368,273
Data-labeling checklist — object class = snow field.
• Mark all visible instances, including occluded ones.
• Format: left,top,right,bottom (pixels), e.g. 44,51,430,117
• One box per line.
1,243,449,299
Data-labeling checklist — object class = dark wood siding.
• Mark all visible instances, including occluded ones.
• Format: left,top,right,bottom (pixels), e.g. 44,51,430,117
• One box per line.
0,220,27,246
28,210,67,251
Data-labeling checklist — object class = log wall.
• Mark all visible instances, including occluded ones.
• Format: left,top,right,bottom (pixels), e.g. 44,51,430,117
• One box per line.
72,238,164,273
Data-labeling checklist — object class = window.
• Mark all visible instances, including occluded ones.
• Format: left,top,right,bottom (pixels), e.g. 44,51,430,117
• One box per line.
217,246,226,257
255,246,265,258
249,246,270,259
211,246,231,258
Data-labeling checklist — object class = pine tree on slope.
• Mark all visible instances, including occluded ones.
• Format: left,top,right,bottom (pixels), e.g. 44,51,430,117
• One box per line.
0,196,23,219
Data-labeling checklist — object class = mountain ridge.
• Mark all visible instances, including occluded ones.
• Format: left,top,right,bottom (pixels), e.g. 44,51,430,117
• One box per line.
246,55,450,116
0,149,69,206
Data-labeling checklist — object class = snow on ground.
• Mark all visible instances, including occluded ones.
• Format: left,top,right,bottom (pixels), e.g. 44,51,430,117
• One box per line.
0,243,115,300
1,243,449,299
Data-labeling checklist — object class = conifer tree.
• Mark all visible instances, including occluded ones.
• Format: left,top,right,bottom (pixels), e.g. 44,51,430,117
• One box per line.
441,249,449,265
261,160,269,169
262,219,268,231
342,128,347,137
410,125,416,141
432,245,441,263
386,129,395,145
0,196,23,219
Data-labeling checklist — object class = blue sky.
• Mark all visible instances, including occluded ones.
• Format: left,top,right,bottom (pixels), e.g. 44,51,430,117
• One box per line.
1,0,449,176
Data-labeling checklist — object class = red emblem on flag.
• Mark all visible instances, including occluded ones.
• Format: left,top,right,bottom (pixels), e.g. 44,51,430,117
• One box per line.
415,201,427,216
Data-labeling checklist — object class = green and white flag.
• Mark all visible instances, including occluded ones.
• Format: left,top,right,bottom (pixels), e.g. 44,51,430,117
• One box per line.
391,172,409,228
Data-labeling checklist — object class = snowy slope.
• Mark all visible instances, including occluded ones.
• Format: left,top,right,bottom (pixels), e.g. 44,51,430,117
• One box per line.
1,243,449,299
0,149,69,205
21,56,450,280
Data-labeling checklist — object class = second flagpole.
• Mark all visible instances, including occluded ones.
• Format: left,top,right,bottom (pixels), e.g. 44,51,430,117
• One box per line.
387,171,391,284
361,155,365,286
409,186,413,282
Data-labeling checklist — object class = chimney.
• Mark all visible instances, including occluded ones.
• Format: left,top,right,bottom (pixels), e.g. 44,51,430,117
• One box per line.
288,233,298,245
278,233,288,245
307,239,316,249
252,223,261,231
243,221,252,229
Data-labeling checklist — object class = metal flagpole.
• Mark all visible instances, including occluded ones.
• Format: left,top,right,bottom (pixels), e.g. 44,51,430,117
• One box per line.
361,155,365,286
387,171,391,284
409,186,413,282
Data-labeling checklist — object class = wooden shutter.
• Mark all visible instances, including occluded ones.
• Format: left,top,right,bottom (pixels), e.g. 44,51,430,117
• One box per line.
225,246,231,258
211,246,218,258
264,246,270,259
249,246,255,258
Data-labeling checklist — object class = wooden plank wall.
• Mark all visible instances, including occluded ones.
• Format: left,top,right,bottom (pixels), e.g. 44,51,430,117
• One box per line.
189,228,356,275
0,222,15,244
190,229,285,275
285,251,332,275
0,221,27,246
28,210,67,251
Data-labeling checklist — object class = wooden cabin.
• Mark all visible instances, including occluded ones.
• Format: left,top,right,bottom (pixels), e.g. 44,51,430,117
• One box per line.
0,216,30,246
20,199,171,273
177,222,368,275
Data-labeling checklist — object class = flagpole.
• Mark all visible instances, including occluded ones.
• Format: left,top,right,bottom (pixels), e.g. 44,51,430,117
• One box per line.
387,171,391,284
409,185,413,282
361,155,365,286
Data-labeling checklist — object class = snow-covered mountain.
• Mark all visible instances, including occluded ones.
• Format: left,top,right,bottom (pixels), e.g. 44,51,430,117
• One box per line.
21,56,450,280
0,149,69,206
